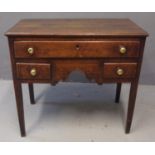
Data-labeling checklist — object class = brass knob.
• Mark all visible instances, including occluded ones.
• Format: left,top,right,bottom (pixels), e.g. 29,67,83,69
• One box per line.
30,68,37,77
27,47,34,55
119,46,126,54
116,68,124,76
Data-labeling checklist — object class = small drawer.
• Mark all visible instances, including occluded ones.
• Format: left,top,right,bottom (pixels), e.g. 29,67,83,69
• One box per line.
14,40,140,58
16,63,51,80
103,63,137,79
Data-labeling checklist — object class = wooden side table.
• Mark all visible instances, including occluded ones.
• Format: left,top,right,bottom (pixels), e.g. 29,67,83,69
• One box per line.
5,19,148,137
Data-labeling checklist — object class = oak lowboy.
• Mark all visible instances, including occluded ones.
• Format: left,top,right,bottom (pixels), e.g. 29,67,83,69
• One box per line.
5,19,148,137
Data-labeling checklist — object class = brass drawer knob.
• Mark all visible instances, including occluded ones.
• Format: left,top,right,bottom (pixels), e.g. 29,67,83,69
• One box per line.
116,68,124,76
30,68,37,77
119,46,126,54
27,47,34,55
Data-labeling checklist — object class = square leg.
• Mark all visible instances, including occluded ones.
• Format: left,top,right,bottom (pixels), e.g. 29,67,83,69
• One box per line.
125,81,139,133
13,81,26,137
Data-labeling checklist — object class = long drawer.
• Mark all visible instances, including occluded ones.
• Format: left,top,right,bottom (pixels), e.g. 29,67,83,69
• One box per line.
14,41,140,58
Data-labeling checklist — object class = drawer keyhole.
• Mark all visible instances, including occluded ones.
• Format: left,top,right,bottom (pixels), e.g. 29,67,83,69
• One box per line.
76,44,80,50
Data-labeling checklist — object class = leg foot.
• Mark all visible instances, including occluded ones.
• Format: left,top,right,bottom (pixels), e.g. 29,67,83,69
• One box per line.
125,122,131,134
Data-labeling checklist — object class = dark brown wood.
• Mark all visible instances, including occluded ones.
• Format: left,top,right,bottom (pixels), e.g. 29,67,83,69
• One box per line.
5,19,148,136
7,37,26,137
16,63,51,80
5,19,148,37
103,63,138,79
14,40,140,58
125,81,138,133
13,81,26,137
115,83,122,103
52,60,103,84
28,84,35,104
125,38,147,133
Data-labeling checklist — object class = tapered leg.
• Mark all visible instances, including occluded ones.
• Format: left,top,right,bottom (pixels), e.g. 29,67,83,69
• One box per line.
28,84,35,104
125,81,139,133
13,81,26,137
115,83,122,103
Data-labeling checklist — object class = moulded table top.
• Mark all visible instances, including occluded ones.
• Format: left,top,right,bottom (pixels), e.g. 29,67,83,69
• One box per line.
5,19,148,37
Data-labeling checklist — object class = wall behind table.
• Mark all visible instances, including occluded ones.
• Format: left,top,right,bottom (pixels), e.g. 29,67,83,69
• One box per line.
0,12,154,84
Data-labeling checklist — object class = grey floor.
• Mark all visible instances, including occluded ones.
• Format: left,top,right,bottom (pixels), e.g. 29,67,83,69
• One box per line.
0,80,155,141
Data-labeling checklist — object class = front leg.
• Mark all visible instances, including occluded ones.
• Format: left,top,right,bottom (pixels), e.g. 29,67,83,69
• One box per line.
13,81,26,137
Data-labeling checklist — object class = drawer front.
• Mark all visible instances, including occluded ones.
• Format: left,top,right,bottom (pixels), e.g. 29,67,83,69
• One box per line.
103,63,137,79
16,63,51,80
14,41,140,58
